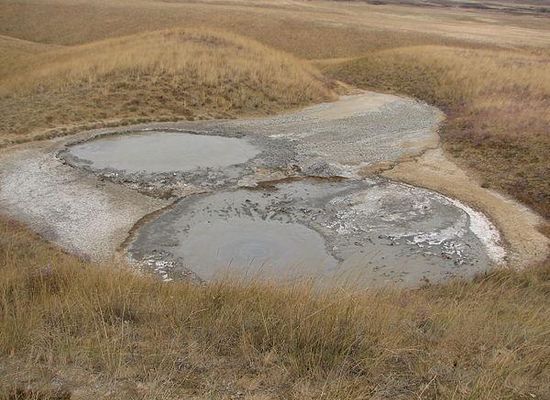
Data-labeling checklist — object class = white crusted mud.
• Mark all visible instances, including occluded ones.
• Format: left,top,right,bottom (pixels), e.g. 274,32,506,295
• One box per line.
0,147,168,260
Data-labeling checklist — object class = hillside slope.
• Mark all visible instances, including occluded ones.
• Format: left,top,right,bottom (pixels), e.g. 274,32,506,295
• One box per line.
323,45,550,219
1,218,549,399
0,29,334,145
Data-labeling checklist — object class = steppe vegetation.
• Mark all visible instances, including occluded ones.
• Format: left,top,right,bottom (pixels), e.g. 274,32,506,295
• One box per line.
0,0,549,398
1,219,549,399
0,29,333,146
323,45,550,218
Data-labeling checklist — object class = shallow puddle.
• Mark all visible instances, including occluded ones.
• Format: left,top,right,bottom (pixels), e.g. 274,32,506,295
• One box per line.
68,132,260,173
174,219,338,280
129,179,503,286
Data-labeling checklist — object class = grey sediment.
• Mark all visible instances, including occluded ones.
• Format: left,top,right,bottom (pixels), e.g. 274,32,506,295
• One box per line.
1,91,539,287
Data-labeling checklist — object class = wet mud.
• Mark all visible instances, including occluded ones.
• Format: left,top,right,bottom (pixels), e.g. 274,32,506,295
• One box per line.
67,131,260,174
1,92,525,287
128,179,501,286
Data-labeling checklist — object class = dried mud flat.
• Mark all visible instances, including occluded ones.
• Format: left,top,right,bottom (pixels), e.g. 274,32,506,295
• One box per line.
0,140,169,260
0,92,546,286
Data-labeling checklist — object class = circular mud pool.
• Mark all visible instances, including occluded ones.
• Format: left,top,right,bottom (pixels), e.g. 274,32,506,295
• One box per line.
66,131,260,173
171,218,338,280
129,179,504,286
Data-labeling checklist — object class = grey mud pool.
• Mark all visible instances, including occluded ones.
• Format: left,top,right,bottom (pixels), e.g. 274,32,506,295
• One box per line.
1,93,516,287
128,178,503,286
68,131,260,174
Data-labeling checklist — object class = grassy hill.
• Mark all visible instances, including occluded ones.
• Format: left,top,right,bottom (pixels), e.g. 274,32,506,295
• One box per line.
0,29,334,146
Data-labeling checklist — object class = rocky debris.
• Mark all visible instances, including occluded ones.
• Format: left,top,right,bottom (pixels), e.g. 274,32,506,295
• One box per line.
302,160,345,178
138,250,203,283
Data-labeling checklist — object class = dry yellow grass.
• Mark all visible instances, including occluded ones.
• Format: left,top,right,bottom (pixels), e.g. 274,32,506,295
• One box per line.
1,0,548,53
1,218,549,399
323,45,550,218
0,35,62,80
0,28,334,145
1,1,550,398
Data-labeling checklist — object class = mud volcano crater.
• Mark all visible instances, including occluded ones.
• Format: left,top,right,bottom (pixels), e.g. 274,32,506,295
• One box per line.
62,124,505,287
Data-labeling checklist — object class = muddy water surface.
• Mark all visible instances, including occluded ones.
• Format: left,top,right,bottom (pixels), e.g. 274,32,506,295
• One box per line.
129,179,501,286
68,132,260,173
175,219,338,280
51,94,508,286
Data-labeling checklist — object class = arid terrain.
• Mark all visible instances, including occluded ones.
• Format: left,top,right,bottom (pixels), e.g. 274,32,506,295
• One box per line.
0,0,549,399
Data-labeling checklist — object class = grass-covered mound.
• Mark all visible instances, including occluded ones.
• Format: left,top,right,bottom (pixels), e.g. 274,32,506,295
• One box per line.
0,29,334,145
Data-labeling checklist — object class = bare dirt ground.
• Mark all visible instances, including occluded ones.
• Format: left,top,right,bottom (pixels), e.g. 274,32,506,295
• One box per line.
0,136,169,261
